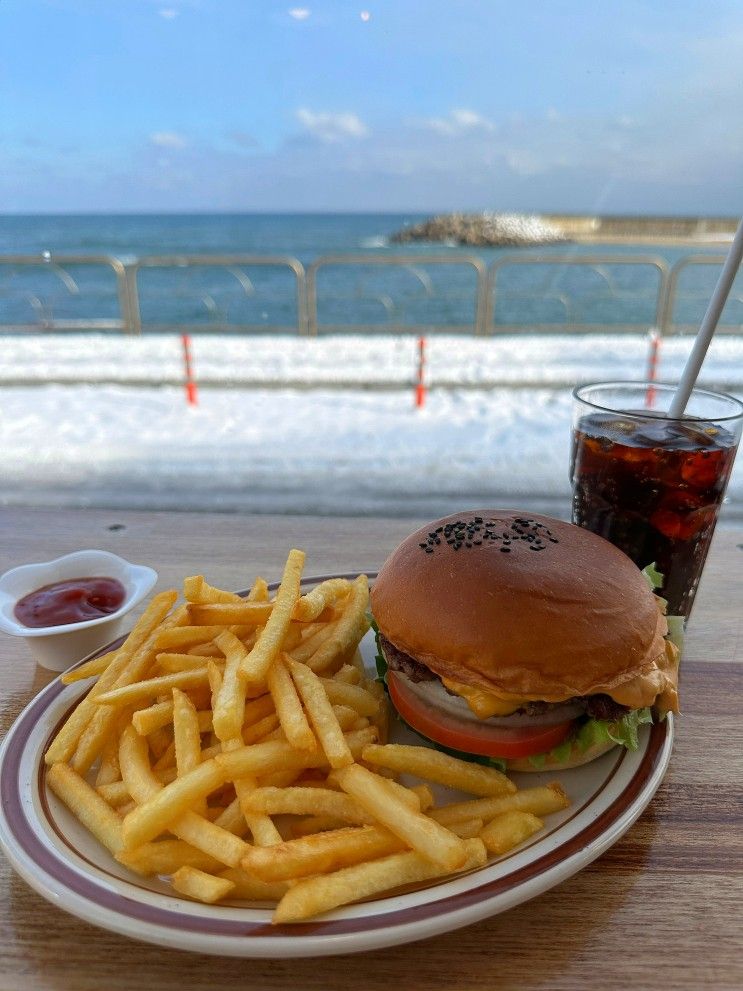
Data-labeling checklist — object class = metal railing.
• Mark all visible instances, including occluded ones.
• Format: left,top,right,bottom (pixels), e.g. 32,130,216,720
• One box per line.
127,255,308,335
0,250,740,336
484,253,670,334
306,253,488,335
0,254,131,332
659,254,742,334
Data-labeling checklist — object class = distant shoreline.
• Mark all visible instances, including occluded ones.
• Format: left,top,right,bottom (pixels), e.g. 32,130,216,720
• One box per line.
391,212,737,247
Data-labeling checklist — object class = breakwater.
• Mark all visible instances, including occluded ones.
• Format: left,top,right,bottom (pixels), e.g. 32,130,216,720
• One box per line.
391,213,737,247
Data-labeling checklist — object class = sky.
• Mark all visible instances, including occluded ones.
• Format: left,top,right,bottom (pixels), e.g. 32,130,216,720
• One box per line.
1,0,742,214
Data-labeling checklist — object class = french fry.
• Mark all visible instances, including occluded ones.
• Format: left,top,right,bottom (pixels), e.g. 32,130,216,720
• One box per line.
289,619,340,663
215,739,325,781
365,679,389,744
303,575,370,673
132,700,212,737
293,578,352,622
146,725,174,761
187,603,272,627
479,811,544,855
449,818,485,839
331,705,364,732
154,626,227,650
96,667,210,709
287,657,353,769
319,679,380,717
212,797,250,837
246,577,270,602
116,839,222,876
219,735,283,848
332,663,361,685
326,767,420,811
429,783,570,826
273,838,487,924
409,783,435,811
361,744,516,797
256,768,302,789
241,712,281,745
152,739,176,771
241,787,374,825
212,631,249,742
45,590,179,765
183,575,243,605
97,780,132,807
241,824,405,882
290,815,351,837
60,649,117,684
156,652,215,673
47,763,123,855
171,866,235,904
217,867,289,901
207,659,223,704
187,643,225,659
334,764,467,870
94,732,121,787
266,654,316,751
239,550,305,685
173,689,202,777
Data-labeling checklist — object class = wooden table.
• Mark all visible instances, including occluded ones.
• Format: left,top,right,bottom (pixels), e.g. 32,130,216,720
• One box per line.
1,507,741,991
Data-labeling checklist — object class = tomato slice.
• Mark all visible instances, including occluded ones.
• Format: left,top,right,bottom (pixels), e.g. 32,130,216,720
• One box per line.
387,671,575,759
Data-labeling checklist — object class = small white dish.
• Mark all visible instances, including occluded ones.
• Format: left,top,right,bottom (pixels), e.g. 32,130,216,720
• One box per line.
0,550,158,672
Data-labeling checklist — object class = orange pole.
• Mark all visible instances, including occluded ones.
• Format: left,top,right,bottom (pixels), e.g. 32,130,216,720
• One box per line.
645,329,661,408
181,333,198,406
415,335,427,409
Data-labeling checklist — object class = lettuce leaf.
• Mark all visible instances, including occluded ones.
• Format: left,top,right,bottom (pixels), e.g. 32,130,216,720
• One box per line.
642,562,664,592
369,617,388,684
641,563,685,655
666,614,685,654
528,708,654,768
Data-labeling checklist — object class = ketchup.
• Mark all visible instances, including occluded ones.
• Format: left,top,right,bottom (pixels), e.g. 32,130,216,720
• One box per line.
14,577,126,628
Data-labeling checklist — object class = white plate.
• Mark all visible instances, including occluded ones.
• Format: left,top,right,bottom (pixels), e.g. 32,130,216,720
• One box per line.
0,572,673,958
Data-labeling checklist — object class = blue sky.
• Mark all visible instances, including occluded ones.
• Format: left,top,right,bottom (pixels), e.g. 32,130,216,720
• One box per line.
1,0,742,213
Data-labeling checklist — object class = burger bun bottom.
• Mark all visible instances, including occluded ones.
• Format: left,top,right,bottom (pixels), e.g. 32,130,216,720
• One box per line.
505,738,618,773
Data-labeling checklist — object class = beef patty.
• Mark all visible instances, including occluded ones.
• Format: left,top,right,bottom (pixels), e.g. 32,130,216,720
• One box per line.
378,632,630,723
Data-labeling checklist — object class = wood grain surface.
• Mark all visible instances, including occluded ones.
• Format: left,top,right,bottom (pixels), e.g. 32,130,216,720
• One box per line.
1,507,742,991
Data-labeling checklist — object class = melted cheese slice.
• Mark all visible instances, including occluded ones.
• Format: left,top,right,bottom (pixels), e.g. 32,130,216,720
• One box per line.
440,635,680,719
440,677,527,718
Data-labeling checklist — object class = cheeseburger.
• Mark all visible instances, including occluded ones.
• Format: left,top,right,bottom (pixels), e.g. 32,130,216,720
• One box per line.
371,510,679,771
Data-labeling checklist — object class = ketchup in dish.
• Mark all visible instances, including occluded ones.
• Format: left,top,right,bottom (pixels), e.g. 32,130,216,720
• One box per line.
14,577,126,628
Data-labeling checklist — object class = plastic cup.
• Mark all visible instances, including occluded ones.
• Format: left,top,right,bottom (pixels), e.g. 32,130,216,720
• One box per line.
570,381,743,619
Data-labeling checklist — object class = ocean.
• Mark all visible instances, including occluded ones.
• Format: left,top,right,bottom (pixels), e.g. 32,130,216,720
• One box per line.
0,213,733,332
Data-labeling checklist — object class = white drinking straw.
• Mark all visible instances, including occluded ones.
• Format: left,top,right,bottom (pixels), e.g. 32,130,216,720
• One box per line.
668,216,743,417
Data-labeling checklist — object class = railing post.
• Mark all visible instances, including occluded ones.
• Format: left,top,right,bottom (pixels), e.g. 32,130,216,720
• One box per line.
124,263,143,335
306,262,319,337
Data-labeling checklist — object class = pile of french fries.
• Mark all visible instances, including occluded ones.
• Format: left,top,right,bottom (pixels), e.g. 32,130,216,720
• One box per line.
44,549,570,924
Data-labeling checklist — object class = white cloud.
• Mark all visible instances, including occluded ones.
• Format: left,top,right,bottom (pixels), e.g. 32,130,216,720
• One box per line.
420,108,495,136
150,131,187,149
159,8,178,18
295,109,368,143
288,8,310,20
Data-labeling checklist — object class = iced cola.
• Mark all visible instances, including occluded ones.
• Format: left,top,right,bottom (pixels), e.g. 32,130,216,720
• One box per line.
571,383,742,618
